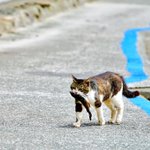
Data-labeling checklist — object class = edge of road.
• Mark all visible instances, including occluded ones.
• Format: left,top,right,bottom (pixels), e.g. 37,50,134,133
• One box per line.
121,27,150,115
0,0,95,35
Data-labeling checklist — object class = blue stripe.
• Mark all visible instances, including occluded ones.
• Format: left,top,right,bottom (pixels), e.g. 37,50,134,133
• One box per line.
121,27,150,115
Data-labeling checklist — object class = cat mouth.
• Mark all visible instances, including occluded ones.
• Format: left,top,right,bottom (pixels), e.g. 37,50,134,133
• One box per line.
70,89,82,95
70,89,88,100
70,89,78,94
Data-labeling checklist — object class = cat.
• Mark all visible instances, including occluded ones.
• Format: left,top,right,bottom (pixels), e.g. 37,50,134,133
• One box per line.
70,71,140,128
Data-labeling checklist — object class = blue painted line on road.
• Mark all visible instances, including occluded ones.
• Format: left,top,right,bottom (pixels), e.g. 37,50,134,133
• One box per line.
121,27,150,115
129,97,150,115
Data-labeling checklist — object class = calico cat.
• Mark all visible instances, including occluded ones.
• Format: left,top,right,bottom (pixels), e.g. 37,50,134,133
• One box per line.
70,71,139,128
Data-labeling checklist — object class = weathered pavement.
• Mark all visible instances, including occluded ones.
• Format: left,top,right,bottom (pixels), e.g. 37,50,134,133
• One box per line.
0,1,150,150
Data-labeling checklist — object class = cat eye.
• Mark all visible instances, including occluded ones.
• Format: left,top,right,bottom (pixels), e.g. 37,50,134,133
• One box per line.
80,85,84,89
84,80,90,86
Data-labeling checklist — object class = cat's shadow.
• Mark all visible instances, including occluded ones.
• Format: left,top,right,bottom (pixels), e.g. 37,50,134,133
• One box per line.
59,122,113,129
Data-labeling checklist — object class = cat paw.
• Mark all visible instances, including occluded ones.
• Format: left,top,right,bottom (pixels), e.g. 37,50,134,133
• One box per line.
115,121,122,125
107,120,116,124
73,122,81,128
107,120,121,125
98,121,105,126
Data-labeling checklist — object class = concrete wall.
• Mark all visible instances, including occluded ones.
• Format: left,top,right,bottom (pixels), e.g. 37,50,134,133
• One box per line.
0,0,95,35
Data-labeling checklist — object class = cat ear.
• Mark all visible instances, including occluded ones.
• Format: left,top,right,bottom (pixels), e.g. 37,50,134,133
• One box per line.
72,75,78,82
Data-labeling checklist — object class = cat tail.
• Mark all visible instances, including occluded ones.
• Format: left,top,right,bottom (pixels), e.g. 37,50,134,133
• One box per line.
121,76,140,98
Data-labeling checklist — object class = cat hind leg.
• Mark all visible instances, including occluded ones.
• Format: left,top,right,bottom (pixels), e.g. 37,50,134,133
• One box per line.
111,91,124,125
104,99,117,124
115,102,124,125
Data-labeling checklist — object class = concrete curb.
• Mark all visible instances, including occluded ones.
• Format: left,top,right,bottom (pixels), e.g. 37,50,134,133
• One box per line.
0,0,94,35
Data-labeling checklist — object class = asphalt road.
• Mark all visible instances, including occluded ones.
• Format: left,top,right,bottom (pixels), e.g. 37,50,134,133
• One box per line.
0,1,150,150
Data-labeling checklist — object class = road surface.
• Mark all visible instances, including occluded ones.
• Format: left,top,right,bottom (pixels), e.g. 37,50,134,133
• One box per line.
0,0,150,150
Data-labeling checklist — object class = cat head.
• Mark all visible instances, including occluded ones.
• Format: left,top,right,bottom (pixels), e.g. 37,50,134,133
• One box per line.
70,75,90,94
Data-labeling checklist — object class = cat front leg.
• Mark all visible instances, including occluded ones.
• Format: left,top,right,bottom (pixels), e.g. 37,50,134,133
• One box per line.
95,106,105,125
94,95,105,125
73,101,83,128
